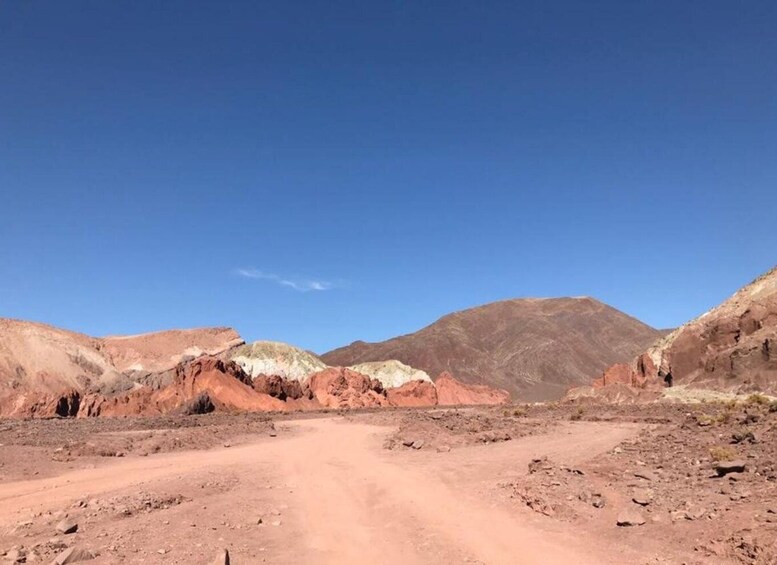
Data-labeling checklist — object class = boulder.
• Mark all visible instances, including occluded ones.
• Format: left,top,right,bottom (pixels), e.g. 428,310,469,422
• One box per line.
306,367,387,408
55,519,78,534
51,547,95,564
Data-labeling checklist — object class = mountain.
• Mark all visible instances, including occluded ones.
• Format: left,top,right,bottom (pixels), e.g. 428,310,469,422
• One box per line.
322,297,663,401
101,327,244,373
0,319,132,396
593,265,777,396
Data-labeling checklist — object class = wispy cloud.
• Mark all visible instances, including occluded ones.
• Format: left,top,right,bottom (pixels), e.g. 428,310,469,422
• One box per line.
235,268,336,292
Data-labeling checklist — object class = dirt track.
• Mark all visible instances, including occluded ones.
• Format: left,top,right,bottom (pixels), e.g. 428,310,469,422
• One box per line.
0,416,641,564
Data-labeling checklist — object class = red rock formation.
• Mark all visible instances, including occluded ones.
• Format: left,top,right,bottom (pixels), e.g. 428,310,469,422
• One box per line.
590,265,777,397
79,357,287,417
386,380,438,407
252,374,307,400
435,372,510,406
306,367,387,409
592,355,662,390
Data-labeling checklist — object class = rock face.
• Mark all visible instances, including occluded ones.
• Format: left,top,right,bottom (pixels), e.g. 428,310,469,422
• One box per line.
306,367,387,409
386,380,438,407
348,360,433,389
322,297,662,401
79,356,287,417
100,327,244,373
593,265,777,396
0,319,514,417
0,319,134,418
229,341,327,381
252,374,307,400
435,372,510,406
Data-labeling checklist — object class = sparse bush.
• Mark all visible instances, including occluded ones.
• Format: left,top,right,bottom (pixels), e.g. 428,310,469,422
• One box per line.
512,407,527,418
746,393,769,406
769,400,777,413
570,407,584,421
709,445,737,462
696,413,714,426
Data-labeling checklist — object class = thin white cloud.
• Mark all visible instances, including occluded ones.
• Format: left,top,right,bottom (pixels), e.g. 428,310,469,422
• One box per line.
235,268,335,292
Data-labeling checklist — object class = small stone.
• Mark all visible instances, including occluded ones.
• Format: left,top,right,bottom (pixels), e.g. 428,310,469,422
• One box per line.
55,520,78,535
52,547,95,564
411,440,425,450
436,445,451,453
714,460,746,477
632,489,653,506
616,510,646,527
633,470,658,482
212,549,230,565
4,549,23,563
402,439,414,447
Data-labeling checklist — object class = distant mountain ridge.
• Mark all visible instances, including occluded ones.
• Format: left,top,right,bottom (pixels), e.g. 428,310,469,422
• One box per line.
322,297,663,400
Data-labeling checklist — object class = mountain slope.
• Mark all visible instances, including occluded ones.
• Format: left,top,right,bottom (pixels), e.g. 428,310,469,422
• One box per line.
636,265,777,394
0,319,132,396
322,297,663,400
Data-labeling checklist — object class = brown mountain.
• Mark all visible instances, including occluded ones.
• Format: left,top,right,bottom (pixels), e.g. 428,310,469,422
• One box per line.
322,297,663,401
593,265,777,396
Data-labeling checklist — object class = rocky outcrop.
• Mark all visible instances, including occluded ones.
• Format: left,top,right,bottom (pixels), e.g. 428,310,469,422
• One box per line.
252,374,307,400
0,319,132,398
323,297,663,401
100,327,244,373
348,360,433,389
229,341,327,381
79,356,287,417
591,265,777,397
306,367,387,409
435,372,510,406
386,380,438,407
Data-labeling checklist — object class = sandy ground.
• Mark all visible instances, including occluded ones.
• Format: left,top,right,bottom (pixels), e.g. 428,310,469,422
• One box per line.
1,404,775,564
0,415,638,564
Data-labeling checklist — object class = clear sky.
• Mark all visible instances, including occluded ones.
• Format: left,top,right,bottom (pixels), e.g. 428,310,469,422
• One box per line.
1,1,776,353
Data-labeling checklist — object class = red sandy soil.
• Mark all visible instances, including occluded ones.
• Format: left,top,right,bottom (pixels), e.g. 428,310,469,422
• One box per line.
2,403,775,564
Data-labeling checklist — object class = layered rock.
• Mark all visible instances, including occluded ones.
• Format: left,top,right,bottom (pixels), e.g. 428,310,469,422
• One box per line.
591,265,777,397
100,327,244,373
435,372,510,406
229,341,327,381
79,357,287,417
348,360,433,389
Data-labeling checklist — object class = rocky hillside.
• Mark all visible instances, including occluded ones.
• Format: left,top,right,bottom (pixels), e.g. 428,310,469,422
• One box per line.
323,297,663,401
228,341,327,381
591,266,777,396
0,319,132,396
0,319,510,418
348,360,432,389
101,327,243,373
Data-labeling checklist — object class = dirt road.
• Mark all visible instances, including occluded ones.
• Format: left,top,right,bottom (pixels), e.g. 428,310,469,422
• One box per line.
0,417,640,564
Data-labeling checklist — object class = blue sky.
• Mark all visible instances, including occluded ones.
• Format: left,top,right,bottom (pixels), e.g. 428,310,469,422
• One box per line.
1,1,775,353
